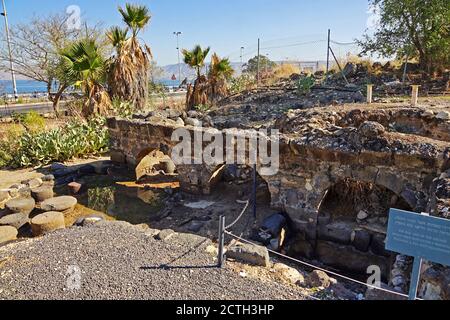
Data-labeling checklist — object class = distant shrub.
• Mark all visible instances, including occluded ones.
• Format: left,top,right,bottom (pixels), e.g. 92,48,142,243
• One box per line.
272,64,301,79
229,74,256,95
22,111,46,133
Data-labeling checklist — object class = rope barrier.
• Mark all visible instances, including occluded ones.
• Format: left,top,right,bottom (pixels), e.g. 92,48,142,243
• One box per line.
225,200,250,230
224,230,420,300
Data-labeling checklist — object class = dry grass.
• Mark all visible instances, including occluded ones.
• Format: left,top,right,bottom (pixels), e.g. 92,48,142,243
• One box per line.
272,64,301,79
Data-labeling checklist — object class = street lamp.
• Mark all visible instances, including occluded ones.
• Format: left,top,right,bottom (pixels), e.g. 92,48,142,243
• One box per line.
1,0,17,100
240,46,244,64
173,31,182,86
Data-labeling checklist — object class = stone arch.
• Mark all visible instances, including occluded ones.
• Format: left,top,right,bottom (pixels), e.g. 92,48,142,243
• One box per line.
314,177,415,281
134,148,178,185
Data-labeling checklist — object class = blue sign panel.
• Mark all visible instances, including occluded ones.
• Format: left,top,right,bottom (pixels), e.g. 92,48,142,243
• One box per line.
386,209,450,266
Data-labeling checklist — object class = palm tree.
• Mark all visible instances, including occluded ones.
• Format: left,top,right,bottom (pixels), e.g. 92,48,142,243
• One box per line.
208,53,234,100
182,45,211,79
108,3,152,111
107,27,129,50
182,45,210,109
60,38,110,117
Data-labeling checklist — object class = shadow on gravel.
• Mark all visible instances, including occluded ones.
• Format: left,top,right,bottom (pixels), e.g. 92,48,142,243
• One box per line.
140,265,218,270
140,238,218,271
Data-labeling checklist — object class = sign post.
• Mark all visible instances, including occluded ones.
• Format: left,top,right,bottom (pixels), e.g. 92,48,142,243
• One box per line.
386,209,450,300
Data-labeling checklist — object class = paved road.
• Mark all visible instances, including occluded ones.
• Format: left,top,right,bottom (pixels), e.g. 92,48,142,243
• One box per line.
0,102,67,116
0,221,305,300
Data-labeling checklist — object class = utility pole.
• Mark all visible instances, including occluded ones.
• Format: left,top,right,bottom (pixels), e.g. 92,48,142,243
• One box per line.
1,0,17,100
240,46,244,65
326,29,331,83
173,31,182,86
257,38,260,88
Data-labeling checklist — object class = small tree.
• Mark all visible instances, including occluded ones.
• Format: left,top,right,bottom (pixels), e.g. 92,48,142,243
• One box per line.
357,0,450,74
208,53,234,101
108,3,152,111
0,13,102,116
182,45,210,109
244,55,276,75
60,38,110,117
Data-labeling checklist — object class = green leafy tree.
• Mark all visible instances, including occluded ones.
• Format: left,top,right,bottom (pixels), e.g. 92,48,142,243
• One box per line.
357,0,450,73
244,55,276,74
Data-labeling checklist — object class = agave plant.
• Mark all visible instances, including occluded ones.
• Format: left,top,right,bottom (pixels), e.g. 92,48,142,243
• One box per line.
182,45,211,109
208,53,234,101
60,38,111,117
108,3,152,111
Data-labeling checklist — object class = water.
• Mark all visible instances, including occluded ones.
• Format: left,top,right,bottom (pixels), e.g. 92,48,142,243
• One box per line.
0,79,180,95
55,173,174,225
0,80,49,94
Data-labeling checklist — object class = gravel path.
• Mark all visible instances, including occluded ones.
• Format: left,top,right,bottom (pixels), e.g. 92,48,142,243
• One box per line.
0,221,305,300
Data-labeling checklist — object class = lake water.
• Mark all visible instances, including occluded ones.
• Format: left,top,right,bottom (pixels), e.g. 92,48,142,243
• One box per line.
0,79,179,95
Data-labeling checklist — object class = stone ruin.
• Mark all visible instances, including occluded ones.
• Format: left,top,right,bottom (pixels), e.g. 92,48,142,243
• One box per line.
106,100,450,300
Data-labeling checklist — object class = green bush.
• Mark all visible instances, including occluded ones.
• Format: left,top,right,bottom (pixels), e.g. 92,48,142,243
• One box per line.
297,76,315,95
229,74,256,95
2,117,109,168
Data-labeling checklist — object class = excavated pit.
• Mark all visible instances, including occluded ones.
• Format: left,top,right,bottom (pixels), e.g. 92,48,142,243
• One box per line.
107,97,450,297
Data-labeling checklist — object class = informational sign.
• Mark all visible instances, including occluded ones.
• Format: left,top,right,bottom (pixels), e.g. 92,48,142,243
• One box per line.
386,209,450,300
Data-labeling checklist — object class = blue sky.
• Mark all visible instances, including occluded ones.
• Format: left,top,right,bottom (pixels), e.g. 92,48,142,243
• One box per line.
4,0,372,65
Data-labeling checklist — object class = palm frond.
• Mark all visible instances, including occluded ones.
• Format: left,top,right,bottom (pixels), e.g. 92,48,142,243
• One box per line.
118,3,151,36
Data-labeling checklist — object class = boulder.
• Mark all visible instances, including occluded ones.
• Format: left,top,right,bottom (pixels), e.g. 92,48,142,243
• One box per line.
68,182,83,195
185,118,202,127
41,196,77,214
351,229,372,252
155,229,175,241
0,226,18,244
31,186,54,202
306,270,331,288
359,121,386,139
30,212,65,236
226,242,270,267
22,178,42,189
272,263,304,285
317,223,352,245
5,197,35,215
0,213,29,229
436,111,450,120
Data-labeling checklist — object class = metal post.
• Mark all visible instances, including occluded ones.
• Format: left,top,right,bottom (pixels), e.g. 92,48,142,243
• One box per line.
411,85,420,106
1,0,18,100
240,46,244,65
326,29,330,82
257,38,260,88
174,32,182,86
329,46,349,85
217,215,226,268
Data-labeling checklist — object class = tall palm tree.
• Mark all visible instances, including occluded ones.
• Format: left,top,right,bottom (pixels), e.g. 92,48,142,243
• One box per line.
107,26,129,50
60,38,111,117
108,3,152,111
182,45,211,79
208,53,234,100
182,45,210,109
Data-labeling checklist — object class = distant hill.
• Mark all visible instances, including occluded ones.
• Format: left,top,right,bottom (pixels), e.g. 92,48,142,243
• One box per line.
156,60,327,82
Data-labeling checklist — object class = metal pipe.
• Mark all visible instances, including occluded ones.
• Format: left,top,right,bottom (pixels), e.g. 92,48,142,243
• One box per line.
326,29,330,82
217,215,226,268
1,0,17,99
